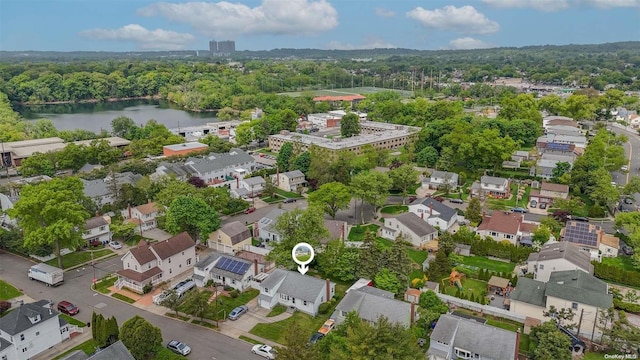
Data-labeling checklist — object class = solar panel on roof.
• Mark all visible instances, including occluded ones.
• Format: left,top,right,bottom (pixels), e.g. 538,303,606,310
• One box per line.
547,143,571,150
215,257,250,275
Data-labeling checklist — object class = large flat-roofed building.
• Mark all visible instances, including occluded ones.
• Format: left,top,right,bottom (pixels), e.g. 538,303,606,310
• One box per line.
1,137,130,166
268,121,419,154
163,142,209,157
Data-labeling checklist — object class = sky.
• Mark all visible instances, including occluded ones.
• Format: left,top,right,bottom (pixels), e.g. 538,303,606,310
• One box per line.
1,0,640,52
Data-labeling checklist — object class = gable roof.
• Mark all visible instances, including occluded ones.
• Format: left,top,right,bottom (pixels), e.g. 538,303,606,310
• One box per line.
84,216,109,230
257,208,288,234
480,175,508,186
430,171,458,180
410,198,457,222
128,242,156,265
546,270,612,308
528,242,593,274
242,176,266,186
393,212,437,237
220,221,251,245
81,178,110,198
261,269,332,302
510,277,547,307
562,221,601,248
541,182,570,193
211,255,253,280
185,148,254,174
477,211,523,235
281,170,305,178
87,341,135,360
151,232,196,259
0,300,59,335
333,287,412,326
135,202,158,215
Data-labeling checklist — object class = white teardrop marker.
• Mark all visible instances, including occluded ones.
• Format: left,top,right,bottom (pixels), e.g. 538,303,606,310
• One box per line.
292,242,315,275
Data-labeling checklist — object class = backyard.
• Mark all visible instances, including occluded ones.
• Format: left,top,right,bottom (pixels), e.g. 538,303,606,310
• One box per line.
458,256,516,274
0,280,22,301
380,205,408,214
45,249,114,269
377,238,428,265
602,256,636,272
440,277,488,300
347,224,380,241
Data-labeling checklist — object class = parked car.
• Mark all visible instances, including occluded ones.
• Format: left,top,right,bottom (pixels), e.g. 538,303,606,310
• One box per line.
57,300,79,316
449,198,464,204
568,215,589,222
109,241,123,249
622,246,634,255
512,207,528,213
623,198,633,205
621,165,628,171
434,196,445,202
539,202,547,210
167,340,191,356
408,196,417,202
244,207,256,214
530,200,537,208
308,332,325,345
252,344,277,359
228,305,249,320
283,198,297,203
317,319,335,335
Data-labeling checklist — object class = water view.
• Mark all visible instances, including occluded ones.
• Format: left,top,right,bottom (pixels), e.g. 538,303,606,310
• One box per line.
17,99,220,133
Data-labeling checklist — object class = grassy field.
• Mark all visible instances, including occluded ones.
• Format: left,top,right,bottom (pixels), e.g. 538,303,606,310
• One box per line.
441,277,488,299
347,224,380,241
93,275,117,294
46,249,114,269
274,188,303,198
380,205,408,214
277,87,414,98
112,293,136,303
267,304,287,317
602,256,636,271
60,313,87,327
459,256,516,274
376,238,428,265
0,280,22,301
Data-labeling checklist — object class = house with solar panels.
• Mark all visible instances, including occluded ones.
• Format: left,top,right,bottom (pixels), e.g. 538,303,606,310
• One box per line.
193,253,265,291
560,221,620,261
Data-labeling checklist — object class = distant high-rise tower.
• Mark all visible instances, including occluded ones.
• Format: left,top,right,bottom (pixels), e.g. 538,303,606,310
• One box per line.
209,40,218,54
210,40,235,56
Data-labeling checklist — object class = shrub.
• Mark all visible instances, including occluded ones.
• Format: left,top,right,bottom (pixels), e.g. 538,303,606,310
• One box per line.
224,286,234,292
318,302,330,315
229,290,239,298
142,284,153,294
205,279,214,287
613,299,640,314
0,301,11,315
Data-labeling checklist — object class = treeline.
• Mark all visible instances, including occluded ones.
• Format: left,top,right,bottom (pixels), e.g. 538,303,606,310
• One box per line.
452,227,535,263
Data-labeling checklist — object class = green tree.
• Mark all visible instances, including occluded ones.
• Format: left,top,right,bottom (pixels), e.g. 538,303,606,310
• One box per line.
426,249,451,282
317,239,358,281
154,178,198,208
598,308,640,354
622,176,640,195
120,315,162,360
374,268,403,295
164,196,220,241
552,162,571,183
8,177,89,268
529,321,572,360
350,171,391,223
292,151,311,175
276,142,294,172
532,225,551,246
308,182,352,219
356,231,383,280
277,320,322,360
182,289,211,322
19,152,56,177
262,176,276,198
614,212,640,268
340,113,361,138
465,198,483,224
386,237,413,289
111,116,138,139
159,289,183,317
388,164,419,204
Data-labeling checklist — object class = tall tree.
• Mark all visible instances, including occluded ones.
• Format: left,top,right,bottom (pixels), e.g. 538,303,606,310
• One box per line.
164,196,220,241
120,315,162,360
356,231,383,280
374,268,403,295
416,146,439,167
529,321,572,360
552,162,572,183
465,198,483,224
111,116,138,139
182,289,212,322
340,113,361,138
308,182,352,219
276,142,294,172
154,178,198,208
350,171,391,223
8,177,89,268
598,308,640,354
386,237,412,289
277,320,322,360
388,164,419,204
159,289,183,317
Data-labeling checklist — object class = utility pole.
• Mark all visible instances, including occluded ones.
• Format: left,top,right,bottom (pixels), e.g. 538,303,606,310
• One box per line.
590,310,598,343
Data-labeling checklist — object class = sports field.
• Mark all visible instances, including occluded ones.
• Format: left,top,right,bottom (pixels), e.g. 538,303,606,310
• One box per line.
278,86,413,98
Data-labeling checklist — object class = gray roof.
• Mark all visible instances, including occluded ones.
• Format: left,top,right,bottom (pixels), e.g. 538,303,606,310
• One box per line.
0,337,12,351
394,212,437,237
0,193,14,212
185,148,254,174
81,179,109,198
78,163,103,173
481,175,508,186
334,287,412,326
210,255,254,281
281,170,305,178
529,242,593,274
261,269,332,302
258,208,288,234
546,270,612,308
87,341,135,360
0,300,59,335
195,253,221,270
430,171,458,181
243,176,266,186
105,172,143,186
510,277,548,307
220,221,251,245
410,198,457,222
444,314,518,360
84,216,109,230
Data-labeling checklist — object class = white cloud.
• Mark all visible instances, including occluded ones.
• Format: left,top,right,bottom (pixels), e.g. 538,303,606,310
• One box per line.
138,0,338,37
406,5,499,35
327,37,396,50
79,24,195,50
482,0,640,11
449,37,494,50
374,7,396,18
580,0,640,8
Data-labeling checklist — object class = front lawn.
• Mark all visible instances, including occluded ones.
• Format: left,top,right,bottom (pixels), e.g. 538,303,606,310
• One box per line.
60,313,86,327
0,280,22,301
93,275,117,294
602,256,636,272
267,304,287,317
52,339,96,360
274,188,302,199
185,289,259,321
347,224,380,241
45,249,114,269
112,293,136,303
377,238,427,265
380,205,408,214
250,310,327,344
459,256,515,274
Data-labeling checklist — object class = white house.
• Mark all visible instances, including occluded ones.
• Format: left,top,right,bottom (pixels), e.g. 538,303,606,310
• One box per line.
82,216,111,246
331,286,417,327
380,212,438,248
272,170,306,192
257,269,335,316
470,176,510,199
115,232,196,293
476,211,537,245
408,198,458,231
193,253,265,291
154,148,256,185
254,208,289,243
510,270,612,340
0,300,71,360
81,172,143,207
428,314,518,360
423,171,459,190
121,202,161,233
526,242,593,282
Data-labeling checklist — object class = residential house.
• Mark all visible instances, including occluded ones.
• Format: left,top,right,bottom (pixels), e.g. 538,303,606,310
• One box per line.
154,148,255,185
239,176,265,195
208,221,252,254
82,216,111,246
61,341,135,360
530,159,564,180
509,270,612,339
470,176,510,199
536,133,587,150
427,314,518,360
121,201,161,233
82,172,142,207
529,182,569,207
235,249,275,275
526,242,593,282
629,113,640,129
511,150,531,162
0,300,71,360
115,232,196,293
323,219,349,243
561,221,620,260
476,211,537,245
257,269,335,316
0,193,17,228
331,286,418,327
77,163,103,174
380,212,438,248
408,198,459,231
193,253,264,291
254,209,288,243
272,170,306,192
546,125,584,137
423,171,459,190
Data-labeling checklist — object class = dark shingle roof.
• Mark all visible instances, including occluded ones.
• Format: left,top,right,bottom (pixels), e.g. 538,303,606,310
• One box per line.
410,197,457,222
0,300,59,335
530,242,593,274
185,148,254,174
88,341,135,360
84,216,109,230
261,269,332,302
546,270,612,308
510,277,547,307
394,212,437,237
334,287,412,326
152,232,196,259
220,221,251,245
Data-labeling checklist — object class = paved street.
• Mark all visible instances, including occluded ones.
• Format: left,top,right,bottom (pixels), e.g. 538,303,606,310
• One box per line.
0,252,254,360
609,123,639,186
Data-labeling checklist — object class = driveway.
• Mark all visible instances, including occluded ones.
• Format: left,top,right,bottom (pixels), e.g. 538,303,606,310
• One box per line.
142,228,172,241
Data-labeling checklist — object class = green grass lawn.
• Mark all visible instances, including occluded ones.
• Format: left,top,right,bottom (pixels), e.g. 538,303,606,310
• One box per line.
250,310,327,344
198,289,259,321
582,352,607,360
112,293,136,303
441,278,488,298
0,280,22,301
261,196,280,203
602,256,636,271
267,304,287,317
376,238,427,265
274,188,302,198
347,224,380,241
296,253,311,262
93,275,117,294
155,347,187,359
52,339,97,360
239,335,263,345
45,249,114,269
459,256,515,274
380,205,408,214
60,313,86,327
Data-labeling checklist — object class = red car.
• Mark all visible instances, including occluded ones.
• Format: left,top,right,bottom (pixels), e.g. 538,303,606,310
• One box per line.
434,196,445,202
244,207,256,214
57,301,79,316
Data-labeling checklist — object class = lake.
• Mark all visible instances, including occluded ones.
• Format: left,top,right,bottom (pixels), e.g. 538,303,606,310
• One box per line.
17,99,220,133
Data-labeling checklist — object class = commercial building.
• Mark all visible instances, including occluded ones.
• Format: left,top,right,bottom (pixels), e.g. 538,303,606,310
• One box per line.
210,40,235,56
162,142,209,157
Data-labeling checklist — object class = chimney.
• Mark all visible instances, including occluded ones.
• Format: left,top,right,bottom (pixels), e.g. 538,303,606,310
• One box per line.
410,302,416,325
429,203,433,217
148,198,152,204
95,211,100,217
421,212,424,220
127,204,132,219
253,222,259,238
236,177,239,188
341,224,345,240
254,259,259,276
514,329,521,359
326,279,331,302
482,211,486,218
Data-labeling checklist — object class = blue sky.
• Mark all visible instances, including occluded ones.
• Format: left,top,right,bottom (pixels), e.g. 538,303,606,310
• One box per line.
1,0,639,52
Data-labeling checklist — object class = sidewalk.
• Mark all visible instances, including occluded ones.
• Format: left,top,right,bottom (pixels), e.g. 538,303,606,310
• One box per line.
33,329,92,360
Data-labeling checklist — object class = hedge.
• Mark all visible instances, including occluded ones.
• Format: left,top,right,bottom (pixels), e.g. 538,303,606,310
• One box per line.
593,262,640,288
613,299,640,314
